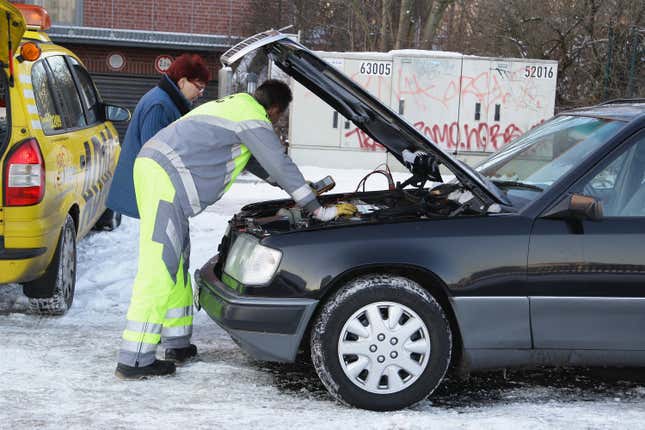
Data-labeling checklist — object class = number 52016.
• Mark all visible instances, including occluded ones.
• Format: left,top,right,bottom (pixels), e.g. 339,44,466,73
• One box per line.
525,65,554,79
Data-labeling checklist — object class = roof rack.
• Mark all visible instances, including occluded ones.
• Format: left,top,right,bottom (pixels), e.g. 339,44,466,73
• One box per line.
599,98,645,105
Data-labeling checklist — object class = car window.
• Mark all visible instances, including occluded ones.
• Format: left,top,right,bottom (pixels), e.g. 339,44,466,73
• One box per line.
46,55,87,129
476,116,625,207
67,57,101,125
31,60,65,134
576,133,645,217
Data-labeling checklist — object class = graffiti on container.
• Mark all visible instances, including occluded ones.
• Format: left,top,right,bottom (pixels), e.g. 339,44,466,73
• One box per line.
343,121,523,152
344,127,385,151
413,121,524,151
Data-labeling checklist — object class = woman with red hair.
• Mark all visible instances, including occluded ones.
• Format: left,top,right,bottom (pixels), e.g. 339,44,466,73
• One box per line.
108,53,210,220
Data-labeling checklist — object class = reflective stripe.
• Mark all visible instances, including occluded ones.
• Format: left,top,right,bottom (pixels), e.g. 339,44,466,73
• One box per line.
225,159,236,173
125,321,162,335
117,350,156,367
145,140,201,214
165,306,193,319
165,219,181,258
119,339,158,354
31,120,41,130
23,89,34,99
291,184,314,203
236,119,272,133
19,74,32,85
231,144,242,159
181,114,240,132
162,325,193,337
26,105,38,114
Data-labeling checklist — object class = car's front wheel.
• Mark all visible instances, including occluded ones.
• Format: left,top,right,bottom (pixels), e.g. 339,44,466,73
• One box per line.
311,275,452,411
23,214,77,315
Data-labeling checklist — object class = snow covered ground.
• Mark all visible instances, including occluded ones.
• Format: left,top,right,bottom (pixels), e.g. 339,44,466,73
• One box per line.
2,166,645,429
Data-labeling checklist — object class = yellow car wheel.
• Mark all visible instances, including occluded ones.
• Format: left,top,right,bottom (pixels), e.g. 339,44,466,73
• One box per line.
23,214,77,316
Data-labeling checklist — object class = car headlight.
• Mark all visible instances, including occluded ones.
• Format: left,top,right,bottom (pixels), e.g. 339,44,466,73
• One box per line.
223,234,282,285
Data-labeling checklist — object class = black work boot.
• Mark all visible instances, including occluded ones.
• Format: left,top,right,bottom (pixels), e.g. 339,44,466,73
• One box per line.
164,344,198,363
115,359,176,380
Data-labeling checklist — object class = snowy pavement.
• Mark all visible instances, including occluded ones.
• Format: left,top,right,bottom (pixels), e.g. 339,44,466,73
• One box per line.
2,166,645,429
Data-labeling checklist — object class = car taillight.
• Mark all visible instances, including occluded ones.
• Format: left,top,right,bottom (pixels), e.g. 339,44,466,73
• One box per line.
4,138,45,206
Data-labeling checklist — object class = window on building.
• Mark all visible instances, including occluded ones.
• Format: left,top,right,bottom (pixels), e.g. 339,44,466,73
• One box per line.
25,0,81,26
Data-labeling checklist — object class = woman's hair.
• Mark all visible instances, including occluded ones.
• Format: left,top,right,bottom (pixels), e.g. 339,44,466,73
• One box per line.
166,53,210,84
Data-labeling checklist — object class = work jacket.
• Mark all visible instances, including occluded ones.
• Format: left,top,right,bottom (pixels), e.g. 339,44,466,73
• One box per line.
107,75,191,218
137,93,320,218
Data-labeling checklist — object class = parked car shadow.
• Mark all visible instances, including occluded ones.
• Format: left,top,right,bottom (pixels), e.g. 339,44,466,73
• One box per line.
255,360,645,408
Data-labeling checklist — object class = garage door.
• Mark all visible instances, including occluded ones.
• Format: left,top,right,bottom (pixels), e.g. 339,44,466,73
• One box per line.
91,73,218,141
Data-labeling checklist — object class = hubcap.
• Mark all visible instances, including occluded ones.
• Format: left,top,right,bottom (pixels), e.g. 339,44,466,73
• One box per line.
337,301,431,394
59,223,76,305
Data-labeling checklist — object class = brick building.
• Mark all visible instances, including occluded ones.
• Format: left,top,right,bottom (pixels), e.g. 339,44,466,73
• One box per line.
16,0,256,136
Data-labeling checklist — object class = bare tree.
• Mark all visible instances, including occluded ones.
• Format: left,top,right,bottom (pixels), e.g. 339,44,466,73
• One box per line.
245,0,642,106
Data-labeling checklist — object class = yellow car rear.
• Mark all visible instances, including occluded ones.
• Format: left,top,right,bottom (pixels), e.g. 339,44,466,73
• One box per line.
0,2,129,314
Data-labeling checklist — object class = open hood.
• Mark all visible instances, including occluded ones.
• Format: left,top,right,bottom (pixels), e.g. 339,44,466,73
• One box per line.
221,30,507,206
0,1,26,65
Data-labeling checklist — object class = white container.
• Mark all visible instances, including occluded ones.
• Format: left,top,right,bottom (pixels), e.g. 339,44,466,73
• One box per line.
288,50,558,169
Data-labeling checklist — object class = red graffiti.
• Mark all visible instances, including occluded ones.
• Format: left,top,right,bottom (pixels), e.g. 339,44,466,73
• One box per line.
344,127,385,151
343,121,523,152
413,121,523,151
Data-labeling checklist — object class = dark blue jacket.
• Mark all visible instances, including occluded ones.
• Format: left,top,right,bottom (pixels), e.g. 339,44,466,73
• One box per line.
107,75,190,218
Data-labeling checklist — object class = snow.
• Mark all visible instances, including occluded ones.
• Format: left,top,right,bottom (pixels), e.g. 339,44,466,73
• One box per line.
2,166,645,429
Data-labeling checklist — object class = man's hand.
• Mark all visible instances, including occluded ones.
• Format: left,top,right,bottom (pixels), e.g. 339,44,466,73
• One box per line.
313,203,357,221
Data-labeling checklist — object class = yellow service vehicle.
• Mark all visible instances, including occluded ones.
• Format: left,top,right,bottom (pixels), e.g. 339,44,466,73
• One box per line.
0,2,129,315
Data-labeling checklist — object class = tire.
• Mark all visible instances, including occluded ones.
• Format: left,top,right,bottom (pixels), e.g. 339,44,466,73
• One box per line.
93,209,122,231
310,275,452,411
23,214,77,316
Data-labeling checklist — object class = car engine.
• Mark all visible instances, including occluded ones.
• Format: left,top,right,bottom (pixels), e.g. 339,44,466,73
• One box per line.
231,180,490,236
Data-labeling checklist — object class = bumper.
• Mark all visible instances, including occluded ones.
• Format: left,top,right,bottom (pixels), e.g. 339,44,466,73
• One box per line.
195,258,318,362
0,236,48,283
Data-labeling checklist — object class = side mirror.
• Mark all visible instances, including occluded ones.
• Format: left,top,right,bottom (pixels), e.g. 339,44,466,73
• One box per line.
104,104,131,122
543,193,604,221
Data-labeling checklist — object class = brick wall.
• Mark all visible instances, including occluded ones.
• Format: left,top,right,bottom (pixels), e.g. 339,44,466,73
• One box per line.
83,0,255,36
65,44,222,76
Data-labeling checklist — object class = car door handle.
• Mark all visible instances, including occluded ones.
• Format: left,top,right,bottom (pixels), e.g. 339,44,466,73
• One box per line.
494,104,501,122
332,111,338,129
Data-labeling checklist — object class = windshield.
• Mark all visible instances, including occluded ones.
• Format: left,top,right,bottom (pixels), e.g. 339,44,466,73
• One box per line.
475,115,624,207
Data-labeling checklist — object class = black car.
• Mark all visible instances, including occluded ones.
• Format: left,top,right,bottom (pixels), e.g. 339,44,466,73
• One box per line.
195,30,645,411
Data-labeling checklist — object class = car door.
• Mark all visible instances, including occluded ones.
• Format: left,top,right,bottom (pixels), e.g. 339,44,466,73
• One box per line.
528,129,645,350
45,54,112,237
66,56,119,234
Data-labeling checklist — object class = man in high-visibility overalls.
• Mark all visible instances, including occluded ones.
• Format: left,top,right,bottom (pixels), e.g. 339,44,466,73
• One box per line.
115,80,356,379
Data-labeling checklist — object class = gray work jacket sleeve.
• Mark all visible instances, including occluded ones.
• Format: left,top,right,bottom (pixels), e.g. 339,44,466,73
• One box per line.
237,120,321,213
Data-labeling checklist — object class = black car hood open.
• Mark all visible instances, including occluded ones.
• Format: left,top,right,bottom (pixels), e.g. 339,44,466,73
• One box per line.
220,30,507,207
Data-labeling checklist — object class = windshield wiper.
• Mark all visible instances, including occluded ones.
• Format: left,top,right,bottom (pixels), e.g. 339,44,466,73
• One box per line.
491,180,544,192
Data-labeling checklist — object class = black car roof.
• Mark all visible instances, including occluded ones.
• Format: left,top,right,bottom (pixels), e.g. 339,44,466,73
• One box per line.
561,100,645,122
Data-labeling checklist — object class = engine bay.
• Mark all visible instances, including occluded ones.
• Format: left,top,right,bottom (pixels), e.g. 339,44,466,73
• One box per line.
232,179,494,236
